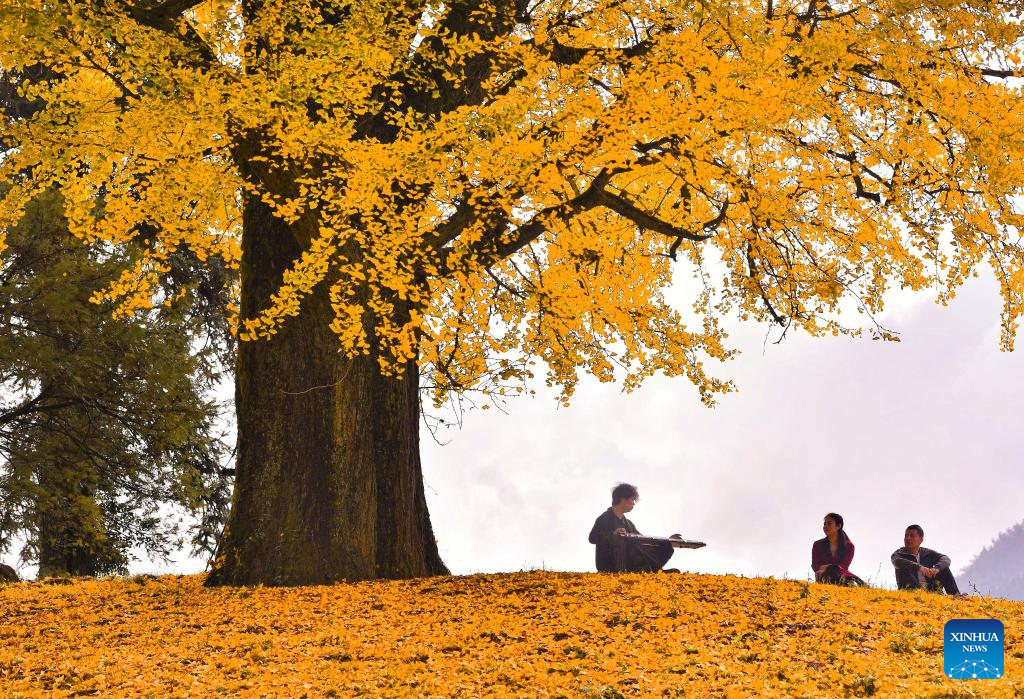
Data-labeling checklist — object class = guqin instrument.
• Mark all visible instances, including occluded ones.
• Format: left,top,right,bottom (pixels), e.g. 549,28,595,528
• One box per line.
616,532,706,549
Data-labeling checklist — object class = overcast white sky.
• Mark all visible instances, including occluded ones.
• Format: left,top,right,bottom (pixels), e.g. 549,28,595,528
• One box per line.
130,271,1023,590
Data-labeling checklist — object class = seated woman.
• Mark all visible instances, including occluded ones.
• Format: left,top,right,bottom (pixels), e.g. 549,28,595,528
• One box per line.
811,512,864,585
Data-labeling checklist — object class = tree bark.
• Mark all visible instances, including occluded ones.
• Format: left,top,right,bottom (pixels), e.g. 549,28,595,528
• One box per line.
37,527,98,578
206,196,448,586
36,470,100,578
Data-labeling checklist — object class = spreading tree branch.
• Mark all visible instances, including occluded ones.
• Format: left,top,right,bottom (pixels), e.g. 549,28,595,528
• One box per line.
597,188,716,245
437,169,725,275
437,170,612,275
745,241,787,326
126,0,219,69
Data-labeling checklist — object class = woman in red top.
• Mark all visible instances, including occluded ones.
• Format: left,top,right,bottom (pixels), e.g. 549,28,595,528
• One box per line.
811,512,862,585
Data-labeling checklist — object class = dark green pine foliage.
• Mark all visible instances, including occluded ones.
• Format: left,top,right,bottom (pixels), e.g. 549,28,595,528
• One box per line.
0,189,233,577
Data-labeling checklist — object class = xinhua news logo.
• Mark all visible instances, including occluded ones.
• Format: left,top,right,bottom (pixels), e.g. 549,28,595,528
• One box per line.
944,619,1004,680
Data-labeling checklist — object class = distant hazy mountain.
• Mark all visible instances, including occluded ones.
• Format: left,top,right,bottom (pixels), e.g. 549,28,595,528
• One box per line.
959,521,1024,601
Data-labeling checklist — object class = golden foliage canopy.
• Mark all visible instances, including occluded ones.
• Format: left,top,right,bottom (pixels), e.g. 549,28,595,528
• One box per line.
2,0,1024,404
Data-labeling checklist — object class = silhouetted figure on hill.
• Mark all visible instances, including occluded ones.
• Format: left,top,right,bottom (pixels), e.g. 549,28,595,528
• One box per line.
812,512,864,585
588,483,681,573
892,524,961,594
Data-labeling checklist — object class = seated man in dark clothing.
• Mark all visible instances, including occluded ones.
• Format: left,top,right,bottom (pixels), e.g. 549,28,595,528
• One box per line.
588,483,680,572
891,524,961,594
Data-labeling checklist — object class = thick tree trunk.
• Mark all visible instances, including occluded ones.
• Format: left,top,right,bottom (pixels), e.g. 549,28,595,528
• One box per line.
38,536,95,578
36,472,100,578
206,197,448,586
37,528,97,578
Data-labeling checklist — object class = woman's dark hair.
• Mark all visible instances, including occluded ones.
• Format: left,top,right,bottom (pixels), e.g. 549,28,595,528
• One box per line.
611,483,639,504
825,512,850,559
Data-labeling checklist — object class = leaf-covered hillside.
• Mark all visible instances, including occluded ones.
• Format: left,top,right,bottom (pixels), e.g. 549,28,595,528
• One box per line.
0,572,1021,697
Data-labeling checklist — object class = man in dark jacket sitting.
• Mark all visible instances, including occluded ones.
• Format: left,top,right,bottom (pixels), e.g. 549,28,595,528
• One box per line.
588,483,680,572
891,524,961,594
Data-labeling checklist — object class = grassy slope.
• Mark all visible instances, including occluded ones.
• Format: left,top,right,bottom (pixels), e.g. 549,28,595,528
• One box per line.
0,572,1022,697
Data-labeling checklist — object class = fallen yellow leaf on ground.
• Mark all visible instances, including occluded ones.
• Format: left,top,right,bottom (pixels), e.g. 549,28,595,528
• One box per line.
0,572,1020,697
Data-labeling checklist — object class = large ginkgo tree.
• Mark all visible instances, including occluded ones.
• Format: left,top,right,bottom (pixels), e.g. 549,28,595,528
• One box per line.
1,0,1022,584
